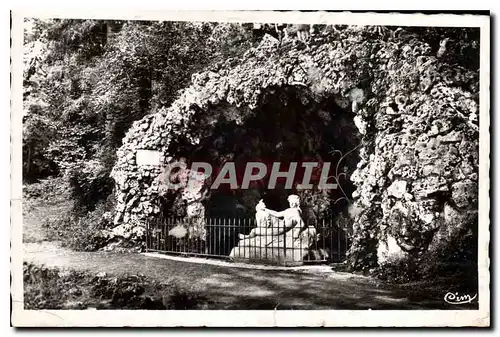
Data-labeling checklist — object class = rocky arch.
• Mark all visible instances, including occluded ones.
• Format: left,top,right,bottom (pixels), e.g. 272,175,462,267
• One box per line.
110,26,479,270
191,86,360,218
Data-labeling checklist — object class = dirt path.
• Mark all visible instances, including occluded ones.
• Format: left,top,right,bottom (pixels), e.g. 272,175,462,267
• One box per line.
23,241,460,310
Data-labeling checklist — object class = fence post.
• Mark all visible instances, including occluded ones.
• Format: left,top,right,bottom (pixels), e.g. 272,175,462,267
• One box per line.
337,219,341,263
283,220,286,264
320,218,328,262
345,228,349,261
145,219,149,253
240,218,244,259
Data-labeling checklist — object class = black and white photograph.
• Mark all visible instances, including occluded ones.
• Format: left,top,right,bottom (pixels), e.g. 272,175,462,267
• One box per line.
10,10,490,327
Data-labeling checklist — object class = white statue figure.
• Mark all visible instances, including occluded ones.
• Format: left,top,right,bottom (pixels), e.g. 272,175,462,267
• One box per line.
255,199,272,228
239,194,306,240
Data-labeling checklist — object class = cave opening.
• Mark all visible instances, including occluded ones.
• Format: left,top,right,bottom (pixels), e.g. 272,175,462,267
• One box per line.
189,86,362,225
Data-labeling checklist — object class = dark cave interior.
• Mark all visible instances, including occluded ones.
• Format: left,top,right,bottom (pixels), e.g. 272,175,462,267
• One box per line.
188,87,362,222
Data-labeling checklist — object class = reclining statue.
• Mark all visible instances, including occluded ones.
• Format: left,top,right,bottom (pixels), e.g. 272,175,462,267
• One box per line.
239,195,307,240
230,195,318,265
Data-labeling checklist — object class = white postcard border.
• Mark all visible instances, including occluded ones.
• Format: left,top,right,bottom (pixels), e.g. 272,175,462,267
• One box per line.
10,9,490,327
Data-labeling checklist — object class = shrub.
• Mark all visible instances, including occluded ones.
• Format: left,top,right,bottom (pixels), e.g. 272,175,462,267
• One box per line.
417,228,478,292
67,161,114,212
90,274,155,309
23,262,88,309
376,256,420,284
376,227,478,291
22,177,71,204
163,288,210,309
42,198,114,251
23,262,209,310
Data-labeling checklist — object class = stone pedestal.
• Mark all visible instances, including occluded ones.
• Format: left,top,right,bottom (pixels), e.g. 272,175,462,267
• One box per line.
229,226,318,266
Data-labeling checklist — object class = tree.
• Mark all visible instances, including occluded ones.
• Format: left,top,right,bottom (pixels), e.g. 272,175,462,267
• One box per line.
23,19,255,210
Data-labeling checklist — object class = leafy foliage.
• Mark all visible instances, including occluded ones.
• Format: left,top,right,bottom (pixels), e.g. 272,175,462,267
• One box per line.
23,19,254,185
23,19,256,220
41,199,114,251
375,209,477,291
23,262,209,309
22,176,70,203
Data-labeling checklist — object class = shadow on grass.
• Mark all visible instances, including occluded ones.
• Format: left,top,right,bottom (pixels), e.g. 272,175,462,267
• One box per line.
23,247,479,310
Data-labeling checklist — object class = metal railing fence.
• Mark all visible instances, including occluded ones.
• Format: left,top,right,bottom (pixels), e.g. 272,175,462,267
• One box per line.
146,216,350,265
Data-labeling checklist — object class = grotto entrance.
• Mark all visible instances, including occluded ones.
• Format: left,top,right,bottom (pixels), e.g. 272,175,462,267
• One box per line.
149,86,360,264
195,87,361,223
